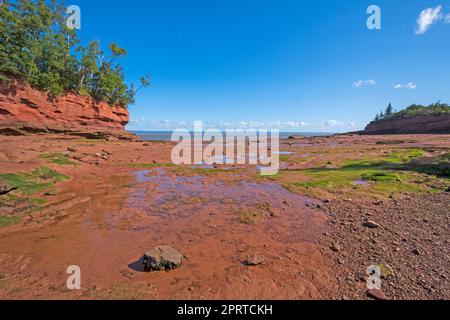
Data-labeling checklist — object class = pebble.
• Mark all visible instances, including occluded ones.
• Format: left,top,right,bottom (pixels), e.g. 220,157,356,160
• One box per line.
364,220,380,229
330,243,341,252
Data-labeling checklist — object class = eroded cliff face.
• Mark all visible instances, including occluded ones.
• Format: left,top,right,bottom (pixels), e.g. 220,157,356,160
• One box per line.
0,83,136,140
363,114,450,135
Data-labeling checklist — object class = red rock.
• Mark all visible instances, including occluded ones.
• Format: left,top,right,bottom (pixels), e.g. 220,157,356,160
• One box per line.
0,83,134,139
363,114,450,134
366,289,388,300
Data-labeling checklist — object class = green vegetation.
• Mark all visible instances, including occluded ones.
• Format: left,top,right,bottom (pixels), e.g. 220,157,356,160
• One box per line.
0,0,149,106
344,149,426,168
408,153,450,178
360,172,400,182
127,163,176,169
171,166,237,176
279,155,292,162
266,148,448,199
0,167,68,228
0,216,21,228
0,167,68,195
40,153,76,165
373,102,450,123
231,208,265,225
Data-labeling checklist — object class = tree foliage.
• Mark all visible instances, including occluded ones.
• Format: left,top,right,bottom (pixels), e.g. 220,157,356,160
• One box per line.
373,102,450,123
0,0,149,107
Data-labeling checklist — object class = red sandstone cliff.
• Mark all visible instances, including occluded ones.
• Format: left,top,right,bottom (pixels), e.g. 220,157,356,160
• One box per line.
0,83,136,140
362,114,450,135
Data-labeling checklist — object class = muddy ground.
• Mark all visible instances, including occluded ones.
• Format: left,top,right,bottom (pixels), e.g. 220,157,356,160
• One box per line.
0,134,448,300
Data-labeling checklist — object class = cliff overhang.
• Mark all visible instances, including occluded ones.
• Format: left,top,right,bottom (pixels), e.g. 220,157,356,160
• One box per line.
0,83,136,140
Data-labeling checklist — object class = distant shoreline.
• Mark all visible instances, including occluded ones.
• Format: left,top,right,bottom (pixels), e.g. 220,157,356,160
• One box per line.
130,130,336,141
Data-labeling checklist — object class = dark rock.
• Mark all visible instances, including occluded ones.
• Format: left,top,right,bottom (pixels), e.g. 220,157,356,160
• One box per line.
143,245,183,271
67,147,77,153
242,254,264,266
0,182,16,195
330,243,341,252
364,220,380,229
44,190,57,196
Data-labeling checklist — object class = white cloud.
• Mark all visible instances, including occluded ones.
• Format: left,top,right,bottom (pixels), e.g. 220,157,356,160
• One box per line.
324,120,344,127
353,79,376,88
415,6,443,34
128,119,312,131
394,82,417,90
446,14,450,23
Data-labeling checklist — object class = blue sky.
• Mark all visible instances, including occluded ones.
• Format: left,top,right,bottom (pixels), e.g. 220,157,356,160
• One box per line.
72,0,450,132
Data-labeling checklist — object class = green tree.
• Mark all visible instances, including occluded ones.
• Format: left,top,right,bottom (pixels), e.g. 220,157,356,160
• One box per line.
0,0,148,107
385,103,393,116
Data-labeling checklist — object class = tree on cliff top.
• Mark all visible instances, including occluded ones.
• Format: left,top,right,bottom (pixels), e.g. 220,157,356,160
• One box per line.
0,0,149,107
373,102,450,123
385,103,393,116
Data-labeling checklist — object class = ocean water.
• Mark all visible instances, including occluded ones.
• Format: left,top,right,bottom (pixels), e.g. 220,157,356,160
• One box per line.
131,131,334,141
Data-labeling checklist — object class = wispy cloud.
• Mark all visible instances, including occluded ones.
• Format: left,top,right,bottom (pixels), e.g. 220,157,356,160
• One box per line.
415,6,443,34
394,82,417,90
324,120,344,127
352,80,376,88
322,120,358,131
127,119,360,132
128,119,310,131
446,14,450,24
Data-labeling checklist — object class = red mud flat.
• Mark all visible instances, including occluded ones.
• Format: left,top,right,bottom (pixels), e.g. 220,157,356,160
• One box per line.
0,135,336,300
1,133,449,300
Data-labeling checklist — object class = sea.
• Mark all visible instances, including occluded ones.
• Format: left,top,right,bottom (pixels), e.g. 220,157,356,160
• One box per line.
131,131,335,141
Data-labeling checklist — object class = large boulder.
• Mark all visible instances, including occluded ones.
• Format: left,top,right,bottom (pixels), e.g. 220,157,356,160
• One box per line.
143,245,183,272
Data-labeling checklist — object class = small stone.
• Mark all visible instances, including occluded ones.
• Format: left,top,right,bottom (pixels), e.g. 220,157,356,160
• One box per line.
143,245,183,272
71,155,84,161
366,289,388,300
44,190,57,196
0,182,16,195
67,147,77,153
364,220,380,229
330,243,341,252
243,254,264,266
412,248,421,256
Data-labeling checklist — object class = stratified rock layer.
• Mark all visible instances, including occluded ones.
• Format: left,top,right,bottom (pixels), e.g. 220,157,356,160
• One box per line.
362,114,450,135
0,83,135,140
